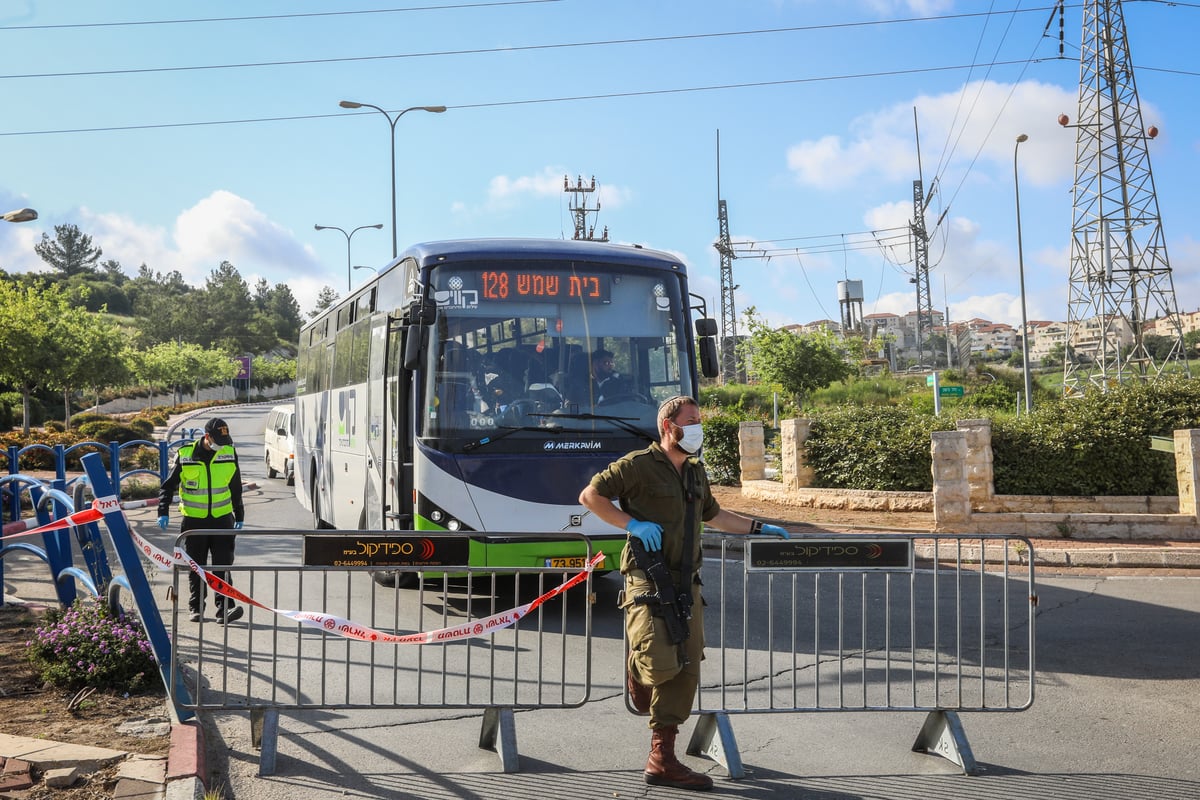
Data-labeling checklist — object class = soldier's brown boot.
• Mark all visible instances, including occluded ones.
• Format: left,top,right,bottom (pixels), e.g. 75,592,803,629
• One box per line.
644,725,713,791
627,668,651,713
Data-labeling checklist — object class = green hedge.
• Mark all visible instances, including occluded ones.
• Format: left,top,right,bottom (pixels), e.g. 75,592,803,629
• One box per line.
800,377,1200,496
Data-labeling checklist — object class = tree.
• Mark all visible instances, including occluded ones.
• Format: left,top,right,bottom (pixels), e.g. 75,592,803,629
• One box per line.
308,286,340,320
33,224,102,278
0,283,73,433
48,311,131,428
130,267,194,347
194,261,256,352
739,307,853,406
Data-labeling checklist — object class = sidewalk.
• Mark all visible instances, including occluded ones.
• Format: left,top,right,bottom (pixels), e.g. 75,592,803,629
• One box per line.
1,541,205,799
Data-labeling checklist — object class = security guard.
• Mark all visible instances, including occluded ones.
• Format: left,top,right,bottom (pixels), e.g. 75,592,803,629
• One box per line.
158,417,246,623
579,396,788,790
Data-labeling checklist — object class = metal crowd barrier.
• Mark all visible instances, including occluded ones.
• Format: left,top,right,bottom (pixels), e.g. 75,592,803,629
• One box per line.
683,533,1037,777
169,530,600,775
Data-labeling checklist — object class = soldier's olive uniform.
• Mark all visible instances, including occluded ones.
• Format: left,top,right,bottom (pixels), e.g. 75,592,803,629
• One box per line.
589,441,719,729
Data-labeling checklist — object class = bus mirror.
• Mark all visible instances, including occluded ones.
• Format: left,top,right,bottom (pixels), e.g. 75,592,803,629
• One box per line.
695,317,718,337
403,324,427,371
699,336,719,378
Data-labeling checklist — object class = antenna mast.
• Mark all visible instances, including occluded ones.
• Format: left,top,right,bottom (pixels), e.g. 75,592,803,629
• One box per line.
564,175,608,242
714,130,739,381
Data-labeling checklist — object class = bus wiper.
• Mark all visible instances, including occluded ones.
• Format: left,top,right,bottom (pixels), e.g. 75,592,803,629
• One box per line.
529,412,653,442
462,424,563,452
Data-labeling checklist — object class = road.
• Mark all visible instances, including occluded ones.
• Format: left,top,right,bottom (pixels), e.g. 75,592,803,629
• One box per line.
135,407,1200,799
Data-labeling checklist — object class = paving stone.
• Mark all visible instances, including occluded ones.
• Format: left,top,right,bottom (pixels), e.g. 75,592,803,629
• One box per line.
44,765,80,788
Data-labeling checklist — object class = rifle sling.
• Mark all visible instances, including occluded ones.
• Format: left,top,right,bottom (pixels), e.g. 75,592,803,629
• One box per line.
677,462,697,597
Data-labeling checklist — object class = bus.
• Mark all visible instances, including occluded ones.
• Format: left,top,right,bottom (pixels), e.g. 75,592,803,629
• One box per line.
294,238,718,581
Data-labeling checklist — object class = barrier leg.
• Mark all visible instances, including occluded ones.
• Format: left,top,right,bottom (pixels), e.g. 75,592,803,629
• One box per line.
912,710,978,775
479,706,519,773
252,707,280,776
686,711,744,779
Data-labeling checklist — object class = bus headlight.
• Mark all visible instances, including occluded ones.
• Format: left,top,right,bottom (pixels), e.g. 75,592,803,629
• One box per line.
430,510,444,523
447,519,462,531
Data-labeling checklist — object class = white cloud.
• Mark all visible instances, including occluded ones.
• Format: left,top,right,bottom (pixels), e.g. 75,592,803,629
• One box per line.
786,79,1079,190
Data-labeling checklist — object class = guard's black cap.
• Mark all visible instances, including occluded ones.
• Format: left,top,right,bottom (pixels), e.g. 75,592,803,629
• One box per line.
204,418,233,446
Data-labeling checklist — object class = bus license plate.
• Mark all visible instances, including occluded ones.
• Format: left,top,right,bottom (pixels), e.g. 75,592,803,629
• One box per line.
545,557,586,569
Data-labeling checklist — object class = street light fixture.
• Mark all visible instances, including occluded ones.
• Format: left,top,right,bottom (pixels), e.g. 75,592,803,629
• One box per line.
314,223,383,292
1014,133,1033,415
1,207,37,223
338,100,446,259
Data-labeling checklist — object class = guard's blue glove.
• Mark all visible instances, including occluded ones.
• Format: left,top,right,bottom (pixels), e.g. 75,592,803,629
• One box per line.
234,521,244,530
157,516,169,531
626,519,663,552
761,523,789,539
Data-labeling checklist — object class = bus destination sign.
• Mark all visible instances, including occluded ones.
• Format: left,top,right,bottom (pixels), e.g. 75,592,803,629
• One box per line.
459,270,612,304
303,534,470,568
746,538,913,572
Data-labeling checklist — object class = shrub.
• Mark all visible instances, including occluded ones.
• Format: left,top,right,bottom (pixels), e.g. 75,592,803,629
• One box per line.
805,405,957,491
44,420,66,433
76,421,147,445
702,405,764,486
26,601,159,693
69,412,112,429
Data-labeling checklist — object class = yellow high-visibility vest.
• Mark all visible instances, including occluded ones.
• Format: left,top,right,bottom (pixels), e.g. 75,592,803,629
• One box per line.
177,442,237,519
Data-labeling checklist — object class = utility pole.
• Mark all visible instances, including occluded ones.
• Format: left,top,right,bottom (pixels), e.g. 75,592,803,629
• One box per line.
564,175,608,242
910,110,936,369
714,131,738,381
1062,0,1189,394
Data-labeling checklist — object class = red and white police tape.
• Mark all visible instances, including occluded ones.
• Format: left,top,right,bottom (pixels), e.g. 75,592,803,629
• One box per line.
9,498,604,645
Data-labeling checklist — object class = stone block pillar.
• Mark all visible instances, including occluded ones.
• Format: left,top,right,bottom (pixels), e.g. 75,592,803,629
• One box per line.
931,430,971,527
738,421,766,482
956,418,996,508
779,418,815,489
1174,429,1200,518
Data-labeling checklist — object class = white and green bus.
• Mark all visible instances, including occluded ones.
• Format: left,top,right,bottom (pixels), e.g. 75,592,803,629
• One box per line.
294,238,718,581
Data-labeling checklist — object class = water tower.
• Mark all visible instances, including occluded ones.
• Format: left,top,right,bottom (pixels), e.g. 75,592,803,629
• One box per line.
838,279,864,333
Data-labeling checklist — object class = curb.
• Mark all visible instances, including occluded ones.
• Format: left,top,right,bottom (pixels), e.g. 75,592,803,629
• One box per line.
165,721,207,797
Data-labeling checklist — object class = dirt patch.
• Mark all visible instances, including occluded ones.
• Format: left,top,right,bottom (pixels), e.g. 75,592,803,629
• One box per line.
0,605,170,798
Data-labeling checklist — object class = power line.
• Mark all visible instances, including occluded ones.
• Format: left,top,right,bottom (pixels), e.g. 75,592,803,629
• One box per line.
0,1,563,31
0,7,1069,81
0,58,1052,138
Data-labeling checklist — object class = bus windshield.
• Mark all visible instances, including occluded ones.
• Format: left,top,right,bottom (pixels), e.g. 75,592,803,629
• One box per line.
417,261,693,449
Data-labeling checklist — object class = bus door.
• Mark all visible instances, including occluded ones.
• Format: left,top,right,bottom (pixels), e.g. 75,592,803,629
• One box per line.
385,316,414,529
364,314,389,529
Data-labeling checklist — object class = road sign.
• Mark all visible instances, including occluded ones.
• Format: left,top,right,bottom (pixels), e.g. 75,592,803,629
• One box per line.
926,375,935,387
939,385,964,397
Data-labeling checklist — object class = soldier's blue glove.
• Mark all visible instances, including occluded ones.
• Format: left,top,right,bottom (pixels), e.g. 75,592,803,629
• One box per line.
761,523,789,539
234,521,244,530
626,519,663,551
157,516,169,531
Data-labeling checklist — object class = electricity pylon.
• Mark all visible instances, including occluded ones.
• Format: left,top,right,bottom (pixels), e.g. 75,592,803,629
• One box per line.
1062,0,1189,395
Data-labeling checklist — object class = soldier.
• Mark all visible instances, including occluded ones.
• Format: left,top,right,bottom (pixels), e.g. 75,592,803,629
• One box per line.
579,396,787,790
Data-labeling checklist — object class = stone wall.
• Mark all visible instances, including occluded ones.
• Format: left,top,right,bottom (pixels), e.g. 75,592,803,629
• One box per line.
737,418,1200,541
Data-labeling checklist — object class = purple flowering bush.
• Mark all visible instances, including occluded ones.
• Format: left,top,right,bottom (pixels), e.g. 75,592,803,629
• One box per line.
26,601,159,694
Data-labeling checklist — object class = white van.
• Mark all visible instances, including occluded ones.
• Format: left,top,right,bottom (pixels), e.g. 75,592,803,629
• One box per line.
263,404,296,485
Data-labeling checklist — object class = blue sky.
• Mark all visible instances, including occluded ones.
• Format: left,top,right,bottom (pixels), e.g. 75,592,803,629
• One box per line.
2,0,1199,335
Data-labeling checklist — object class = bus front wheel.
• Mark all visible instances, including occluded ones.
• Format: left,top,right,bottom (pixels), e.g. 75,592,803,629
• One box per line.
312,483,334,530
370,570,418,588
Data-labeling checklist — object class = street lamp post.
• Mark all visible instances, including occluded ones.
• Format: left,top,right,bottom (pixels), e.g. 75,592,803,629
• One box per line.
1,207,38,223
1014,133,1033,414
338,101,446,259
314,223,383,292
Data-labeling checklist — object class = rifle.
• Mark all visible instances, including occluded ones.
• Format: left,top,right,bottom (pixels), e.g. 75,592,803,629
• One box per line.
627,537,692,666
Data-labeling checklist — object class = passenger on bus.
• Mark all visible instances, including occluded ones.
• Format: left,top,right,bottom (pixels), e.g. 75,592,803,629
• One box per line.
579,396,789,791
524,360,563,409
564,347,617,408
